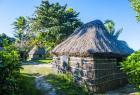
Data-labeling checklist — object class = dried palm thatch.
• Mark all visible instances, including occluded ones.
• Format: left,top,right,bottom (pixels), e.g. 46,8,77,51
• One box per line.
29,46,46,55
28,46,46,60
52,20,134,57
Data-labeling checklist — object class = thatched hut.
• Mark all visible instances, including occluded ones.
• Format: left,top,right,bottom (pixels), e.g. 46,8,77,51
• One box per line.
28,46,46,60
52,20,134,92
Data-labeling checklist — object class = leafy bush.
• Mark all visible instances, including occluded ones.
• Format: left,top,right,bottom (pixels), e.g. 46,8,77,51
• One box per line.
0,45,21,95
121,50,140,89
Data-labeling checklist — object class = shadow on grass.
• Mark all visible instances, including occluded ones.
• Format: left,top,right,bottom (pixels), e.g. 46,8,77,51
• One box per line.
44,73,89,95
34,59,53,64
17,73,44,95
22,58,53,65
21,73,41,77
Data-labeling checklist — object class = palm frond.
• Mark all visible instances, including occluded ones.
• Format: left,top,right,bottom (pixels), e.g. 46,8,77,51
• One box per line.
114,28,123,39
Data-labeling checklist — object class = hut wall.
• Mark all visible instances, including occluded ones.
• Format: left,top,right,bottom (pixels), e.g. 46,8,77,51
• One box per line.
53,56,127,93
29,54,45,60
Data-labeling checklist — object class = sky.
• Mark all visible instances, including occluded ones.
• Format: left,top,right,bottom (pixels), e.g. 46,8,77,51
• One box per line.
0,0,139,50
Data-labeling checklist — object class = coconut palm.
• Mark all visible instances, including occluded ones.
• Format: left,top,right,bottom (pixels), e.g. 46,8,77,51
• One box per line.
13,16,27,41
13,16,32,61
104,20,123,39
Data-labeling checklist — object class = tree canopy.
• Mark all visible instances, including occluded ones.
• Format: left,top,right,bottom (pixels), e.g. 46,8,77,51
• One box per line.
31,0,83,48
129,0,140,21
12,0,83,58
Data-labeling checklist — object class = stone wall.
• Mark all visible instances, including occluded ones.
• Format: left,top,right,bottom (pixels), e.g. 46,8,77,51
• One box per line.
53,56,127,92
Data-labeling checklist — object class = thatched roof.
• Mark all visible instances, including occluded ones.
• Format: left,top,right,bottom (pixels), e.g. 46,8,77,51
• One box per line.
52,20,134,57
28,46,46,55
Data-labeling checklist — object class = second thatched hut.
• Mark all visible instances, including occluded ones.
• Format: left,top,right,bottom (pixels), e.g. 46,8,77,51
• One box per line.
52,20,134,92
28,46,46,60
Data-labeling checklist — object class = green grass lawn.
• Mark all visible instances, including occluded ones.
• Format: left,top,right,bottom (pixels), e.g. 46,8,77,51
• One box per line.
21,65,53,75
33,58,53,64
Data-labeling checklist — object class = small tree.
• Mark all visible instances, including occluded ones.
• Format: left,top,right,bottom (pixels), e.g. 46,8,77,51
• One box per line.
121,50,140,89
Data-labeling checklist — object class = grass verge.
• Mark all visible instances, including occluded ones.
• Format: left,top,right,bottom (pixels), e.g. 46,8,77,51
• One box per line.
44,73,88,95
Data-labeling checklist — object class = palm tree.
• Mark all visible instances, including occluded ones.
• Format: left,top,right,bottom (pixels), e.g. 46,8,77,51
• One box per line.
104,20,123,39
13,16,30,61
13,16,27,41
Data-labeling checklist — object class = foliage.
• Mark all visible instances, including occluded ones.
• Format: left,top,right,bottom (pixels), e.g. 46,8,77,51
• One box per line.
129,0,140,21
0,45,21,95
31,0,83,48
0,33,15,47
13,16,28,41
13,16,35,61
104,20,123,39
13,16,36,44
12,1,82,58
121,50,140,89
0,44,44,95
45,73,88,95
13,16,28,61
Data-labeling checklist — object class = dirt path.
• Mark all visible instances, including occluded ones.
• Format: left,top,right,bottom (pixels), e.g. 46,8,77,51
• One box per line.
32,64,57,95
35,75,57,95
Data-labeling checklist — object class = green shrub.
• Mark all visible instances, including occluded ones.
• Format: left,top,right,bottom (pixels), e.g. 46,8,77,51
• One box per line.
121,50,140,89
0,45,21,95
